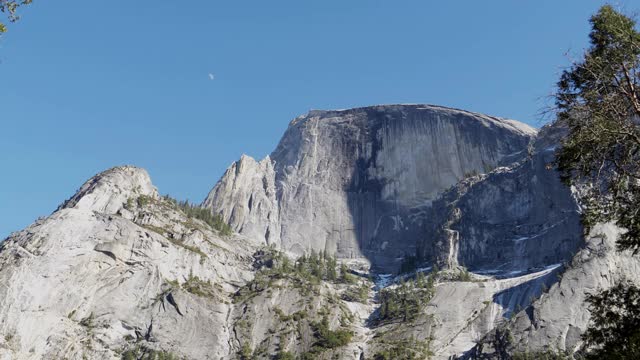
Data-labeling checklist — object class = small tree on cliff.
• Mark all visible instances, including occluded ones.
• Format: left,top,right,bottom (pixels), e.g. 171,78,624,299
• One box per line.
555,5,640,358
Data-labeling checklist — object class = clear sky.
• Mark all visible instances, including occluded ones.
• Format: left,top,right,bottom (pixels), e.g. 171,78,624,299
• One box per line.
0,0,634,237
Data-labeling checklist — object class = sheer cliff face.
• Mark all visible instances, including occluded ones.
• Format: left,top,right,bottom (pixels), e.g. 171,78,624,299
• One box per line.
204,105,537,270
202,155,280,246
423,124,583,273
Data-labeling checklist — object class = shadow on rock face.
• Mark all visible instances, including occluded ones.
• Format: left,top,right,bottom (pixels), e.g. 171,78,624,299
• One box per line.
206,105,580,276
337,105,539,274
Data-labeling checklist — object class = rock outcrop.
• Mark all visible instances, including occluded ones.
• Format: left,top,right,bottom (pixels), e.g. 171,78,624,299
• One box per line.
0,167,256,359
464,222,640,358
59,166,159,214
203,155,280,246
205,105,537,271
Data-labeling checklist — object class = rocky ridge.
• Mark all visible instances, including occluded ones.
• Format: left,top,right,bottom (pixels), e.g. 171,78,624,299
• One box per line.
1,105,639,359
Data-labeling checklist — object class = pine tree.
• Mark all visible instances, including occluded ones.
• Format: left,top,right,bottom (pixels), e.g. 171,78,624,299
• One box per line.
326,256,337,281
556,5,640,253
555,5,640,358
0,0,32,34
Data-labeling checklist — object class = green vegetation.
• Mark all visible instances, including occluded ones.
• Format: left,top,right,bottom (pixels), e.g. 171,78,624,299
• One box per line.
137,194,152,207
182,271,217,298
169,237,208,265
274,350,295,360
141,224,208,264
512,350,573,360
160,272,217,300
556,5,640,255
238,342,253,360
341,282,370,303
376,272,435,324
162,196,233,236
373,337,433,360
339,263,356,284
126,194,233,236
121,345,179,360
553,5,640,358
582,282,640,359
0,0,32,34
232,248,360,357
451,267,473,282
234,248,355,302
310,315,353,351
273,307,307,322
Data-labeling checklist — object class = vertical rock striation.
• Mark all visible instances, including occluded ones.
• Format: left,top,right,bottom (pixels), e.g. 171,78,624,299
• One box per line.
423,124,583,272
204,104,537,271
202,155,280,246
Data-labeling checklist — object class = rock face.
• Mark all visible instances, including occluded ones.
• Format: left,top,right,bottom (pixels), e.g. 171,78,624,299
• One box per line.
205,105,537,271
202,155,280,246
464,222,640,358
0,166,256,359
59,166,159,214
422,124,583,273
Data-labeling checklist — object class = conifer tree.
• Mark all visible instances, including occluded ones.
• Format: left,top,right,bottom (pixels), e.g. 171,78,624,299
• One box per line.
555,5,640,358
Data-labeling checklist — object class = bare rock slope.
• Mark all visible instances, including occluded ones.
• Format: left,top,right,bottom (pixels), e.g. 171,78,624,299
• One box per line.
0,167,256,359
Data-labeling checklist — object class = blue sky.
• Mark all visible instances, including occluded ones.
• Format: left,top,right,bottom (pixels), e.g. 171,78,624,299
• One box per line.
0,0,633,237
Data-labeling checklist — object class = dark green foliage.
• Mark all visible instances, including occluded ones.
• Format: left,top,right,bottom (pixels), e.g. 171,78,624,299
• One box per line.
129,194,232,235
0,0,32,33
341,282,370,303
234,248,346,302
121,345,178,360
162,195,233,236
376,272,435,324
137,195,152,207
339,263,356,284
373,337,433,360
182,271,217,298
273,307,307,322
555,5,640,254
326,254,338,281
238,342,253,360
310,315,353,350
554,5,640,359
274,350,295,360
512,350,572,360
451,267,473,282
582,282,640,359
299,353,314,360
